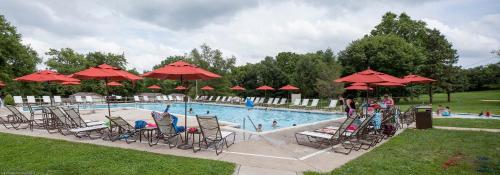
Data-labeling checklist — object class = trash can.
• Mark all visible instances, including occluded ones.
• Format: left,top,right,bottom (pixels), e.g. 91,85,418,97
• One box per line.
415,106,432,129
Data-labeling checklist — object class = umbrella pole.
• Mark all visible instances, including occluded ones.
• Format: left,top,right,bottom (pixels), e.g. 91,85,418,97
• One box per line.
105,78,111,117
178,75,192,149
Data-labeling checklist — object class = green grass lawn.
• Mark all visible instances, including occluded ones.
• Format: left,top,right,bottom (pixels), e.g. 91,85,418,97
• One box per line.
305,129,500,175
398,89,500,114
433,118,500,129
0,133,235,175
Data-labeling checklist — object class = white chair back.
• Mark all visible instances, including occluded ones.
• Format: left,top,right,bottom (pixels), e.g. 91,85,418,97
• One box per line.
134,96,140,102
168,95,174,101
272,98,280,105
116,96,122,100
175,96,182,101
143,96,149,102
292,99,301,106
27,96,36,104
75,96,83,103
310,99,319,107
267,98,274,105
329,100,338,108
42,96,51,103
214,96,221,102
162,95,168,101
54,96,62,103
279,98,287,105
156,96,162,101
85,96,93,103
13,96,23,104
301,99,310,106
220,96,227,102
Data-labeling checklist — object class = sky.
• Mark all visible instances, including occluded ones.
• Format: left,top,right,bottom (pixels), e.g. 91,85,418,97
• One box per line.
1,0,499,71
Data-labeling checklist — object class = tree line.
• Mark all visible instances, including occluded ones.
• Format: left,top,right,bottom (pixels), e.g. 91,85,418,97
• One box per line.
0,13,498,101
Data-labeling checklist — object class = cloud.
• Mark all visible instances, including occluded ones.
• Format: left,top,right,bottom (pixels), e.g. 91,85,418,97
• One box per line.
1,0,499,72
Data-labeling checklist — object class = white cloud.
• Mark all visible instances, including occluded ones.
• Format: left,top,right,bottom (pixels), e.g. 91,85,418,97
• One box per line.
3,0,500,71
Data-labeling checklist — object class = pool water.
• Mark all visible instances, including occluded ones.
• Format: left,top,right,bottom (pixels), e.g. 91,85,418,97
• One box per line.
81,103,342,132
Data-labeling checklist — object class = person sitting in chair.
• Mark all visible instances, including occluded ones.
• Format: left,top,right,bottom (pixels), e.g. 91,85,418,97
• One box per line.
164,105,185,133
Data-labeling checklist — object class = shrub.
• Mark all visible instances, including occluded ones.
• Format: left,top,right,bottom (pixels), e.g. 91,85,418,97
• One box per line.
3,94,14,105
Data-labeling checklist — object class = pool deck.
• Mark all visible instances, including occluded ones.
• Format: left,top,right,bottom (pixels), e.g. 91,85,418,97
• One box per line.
0,107,406,175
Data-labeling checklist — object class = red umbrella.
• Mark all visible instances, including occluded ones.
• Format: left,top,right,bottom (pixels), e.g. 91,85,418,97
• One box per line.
0,81,5,87
373,82,405,87
142,60,220,80
346,85,373,91
143,60,221,149
256,85,275,91
230,85,245,91
279,85,299,91
72,64,141,117
403,74,436,103
15,70,80,83
107,81,123,87
200,85,214,91
335,68,405,84
403,74,436,84
175,86,187,90
147,85,161,90
61,81,81,85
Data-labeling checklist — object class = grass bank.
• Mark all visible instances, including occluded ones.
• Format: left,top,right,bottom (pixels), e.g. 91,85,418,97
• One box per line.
0,133,235,175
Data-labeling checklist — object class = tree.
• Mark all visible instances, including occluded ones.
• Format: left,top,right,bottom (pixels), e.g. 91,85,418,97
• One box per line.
45,48,88,74
0,15,42,96
370,12,458,102
338,34,424,77
85,52,128,69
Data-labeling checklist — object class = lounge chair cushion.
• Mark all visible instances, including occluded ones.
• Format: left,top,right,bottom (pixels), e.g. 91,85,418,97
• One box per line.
297,131,336,139
70,125,107,133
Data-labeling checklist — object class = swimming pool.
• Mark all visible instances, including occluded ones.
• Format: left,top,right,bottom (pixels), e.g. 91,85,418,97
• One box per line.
80,103,343,132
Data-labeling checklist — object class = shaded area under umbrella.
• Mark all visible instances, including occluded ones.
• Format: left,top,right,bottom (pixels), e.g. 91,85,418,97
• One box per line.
71,64,142,117
403,74,436,103
142,60,221,150
256,85,274,97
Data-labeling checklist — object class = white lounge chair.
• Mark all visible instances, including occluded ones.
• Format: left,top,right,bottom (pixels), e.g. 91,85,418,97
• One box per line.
207,96,214,102
42,96,51,104
277,98,287,107
168,95,174,101
143,96,150,102
13,96,23,105
265,98,274,106
54,96,62,104
134,96,140,102
220,96,227,103
85,96,94,104
289,99,301,108
253,97,260,104
324,100,338,111
214,96,221,102
156,96,163,102
271,98,280,106
194,95,200,101
27,96,36,104
306,99,319,110
175,96,182,102
258,98,266,105
299,99,310,108
162,95,169,101
75,96,84,103
226,96,232,103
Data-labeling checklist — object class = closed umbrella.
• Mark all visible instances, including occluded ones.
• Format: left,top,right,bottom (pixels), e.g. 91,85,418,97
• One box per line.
72,64,142,117
142,60,221,149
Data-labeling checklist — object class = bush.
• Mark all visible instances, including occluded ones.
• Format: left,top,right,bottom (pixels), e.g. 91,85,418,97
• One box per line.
3,94,14,106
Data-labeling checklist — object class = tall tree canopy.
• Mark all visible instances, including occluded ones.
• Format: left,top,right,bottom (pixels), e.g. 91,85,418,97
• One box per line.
0,15,41,96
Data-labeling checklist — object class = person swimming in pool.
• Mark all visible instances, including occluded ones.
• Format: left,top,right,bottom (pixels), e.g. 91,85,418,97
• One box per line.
189,107,193,114
206,110,210,114
272,120,278,128
256,124,262,132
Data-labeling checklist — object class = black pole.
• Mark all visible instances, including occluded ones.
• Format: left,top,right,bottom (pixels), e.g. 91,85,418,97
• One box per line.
177,75,193,150
105,78,111,117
